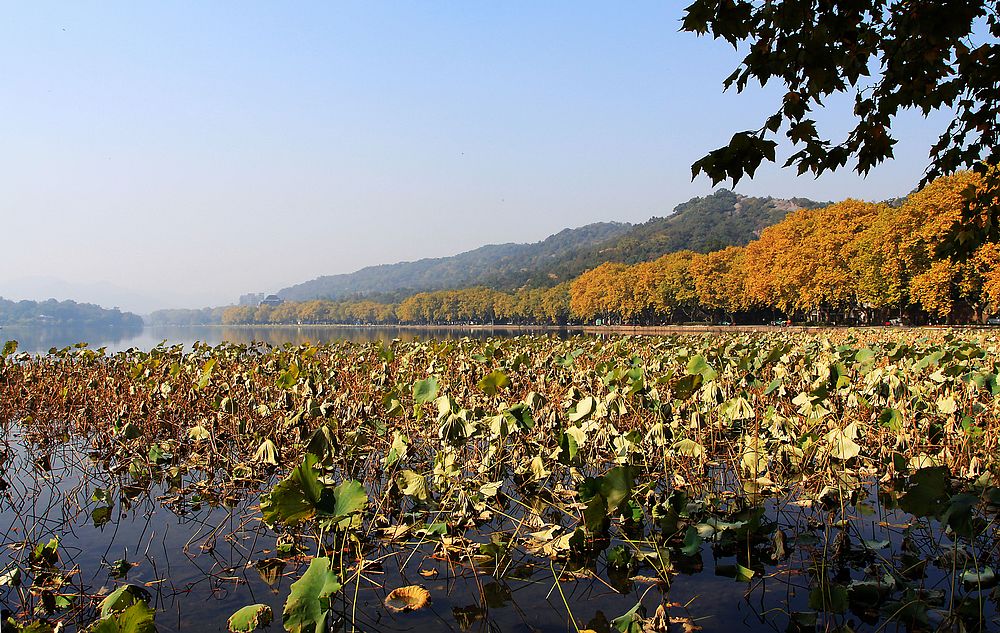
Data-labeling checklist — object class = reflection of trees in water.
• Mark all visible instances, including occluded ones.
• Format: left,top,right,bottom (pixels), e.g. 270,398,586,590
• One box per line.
6,325,582,354
2,323,144,354
215,326,578,347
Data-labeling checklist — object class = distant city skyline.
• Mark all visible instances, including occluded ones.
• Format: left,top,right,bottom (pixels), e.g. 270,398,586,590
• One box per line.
1,2,953,311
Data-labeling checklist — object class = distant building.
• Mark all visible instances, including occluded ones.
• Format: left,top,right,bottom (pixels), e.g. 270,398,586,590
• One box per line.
239,292,265,306
259,294,284,307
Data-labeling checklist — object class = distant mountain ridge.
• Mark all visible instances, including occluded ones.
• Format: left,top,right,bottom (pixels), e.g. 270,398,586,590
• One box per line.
492,190,827,288
274,190,826,302
277,222,632,302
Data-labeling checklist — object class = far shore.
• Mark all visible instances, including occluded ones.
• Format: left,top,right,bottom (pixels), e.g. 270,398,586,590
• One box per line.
150,322,983,335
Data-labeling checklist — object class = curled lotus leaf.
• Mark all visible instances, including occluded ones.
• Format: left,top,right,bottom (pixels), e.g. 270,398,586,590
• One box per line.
384,585,431,613
672,438,705,459
187,424,211,441
228,604,273,632
253,439,279,466
961,566,997,588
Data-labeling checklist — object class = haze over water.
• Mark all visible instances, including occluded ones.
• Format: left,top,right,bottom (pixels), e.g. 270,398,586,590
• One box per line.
2,324,582,355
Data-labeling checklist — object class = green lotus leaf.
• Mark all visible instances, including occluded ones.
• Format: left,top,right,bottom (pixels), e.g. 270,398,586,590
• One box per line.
29,537,59,566
898,466,949,517
331,479,368,521
90,602,157,633
611,601,644,633
412,377,439,404
686,354,717,380
384,431,408,468
397,470,429,502
808,582,848,613
227,604,273,633
260,454,332,526
99,584,152,619
681,525,703,556
477,370,510,396
283,557,342,633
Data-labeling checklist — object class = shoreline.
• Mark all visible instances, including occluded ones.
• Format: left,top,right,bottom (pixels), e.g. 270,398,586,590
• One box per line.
147,322,980,335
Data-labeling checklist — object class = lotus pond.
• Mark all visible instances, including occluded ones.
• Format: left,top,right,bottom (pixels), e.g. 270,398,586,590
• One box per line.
0,332,997,633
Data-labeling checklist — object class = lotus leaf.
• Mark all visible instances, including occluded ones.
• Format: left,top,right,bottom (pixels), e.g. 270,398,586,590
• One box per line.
384,585,431,613
89,603,157,633
253,439,279,466
397,470,429,501
100,585,152,619
412,377,438,404
282,557,341,633
227,604,273,632
477,369,510,396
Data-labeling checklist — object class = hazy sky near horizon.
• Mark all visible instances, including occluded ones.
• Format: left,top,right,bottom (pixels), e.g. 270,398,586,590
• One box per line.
1,2,953,312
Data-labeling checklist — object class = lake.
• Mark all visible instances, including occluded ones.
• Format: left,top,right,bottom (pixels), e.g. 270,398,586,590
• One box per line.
1,324,585,355
0,331,996,633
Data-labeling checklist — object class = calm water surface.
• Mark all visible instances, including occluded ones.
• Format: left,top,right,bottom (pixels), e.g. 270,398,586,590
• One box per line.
2,325,585,355
3,424,993,633
0,427,785,633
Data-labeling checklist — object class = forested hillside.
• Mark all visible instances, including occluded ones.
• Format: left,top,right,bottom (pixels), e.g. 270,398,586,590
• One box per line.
277,222,631,302
0,298,142,327
478,190,825,288
223,172,996,326
274,190,822,301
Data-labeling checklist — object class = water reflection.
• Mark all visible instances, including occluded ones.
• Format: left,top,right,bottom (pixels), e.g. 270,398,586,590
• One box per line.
1,324,144,354
3,324,584,354
1,420,997,632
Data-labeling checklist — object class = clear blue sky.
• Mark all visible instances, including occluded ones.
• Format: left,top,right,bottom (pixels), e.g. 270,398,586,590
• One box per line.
0,2,951,311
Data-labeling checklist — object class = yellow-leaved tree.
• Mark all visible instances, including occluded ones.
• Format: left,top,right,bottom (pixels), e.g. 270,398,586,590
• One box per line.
744,200,881,318
689,246,749,320
570,262,629,322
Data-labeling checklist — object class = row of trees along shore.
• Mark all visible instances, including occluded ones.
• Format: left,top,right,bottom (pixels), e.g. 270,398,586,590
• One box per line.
222,172,1000,327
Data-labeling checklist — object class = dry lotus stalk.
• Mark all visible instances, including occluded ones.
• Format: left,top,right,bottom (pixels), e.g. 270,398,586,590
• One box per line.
384,585,431,613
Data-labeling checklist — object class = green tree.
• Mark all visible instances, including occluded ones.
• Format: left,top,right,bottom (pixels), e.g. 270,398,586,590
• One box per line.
683,1,1000,188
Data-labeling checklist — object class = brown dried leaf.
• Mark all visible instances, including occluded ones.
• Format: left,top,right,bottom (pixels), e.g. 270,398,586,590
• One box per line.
384,585,431,613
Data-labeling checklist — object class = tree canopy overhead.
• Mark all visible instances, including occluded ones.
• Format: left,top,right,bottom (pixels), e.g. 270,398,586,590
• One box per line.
682,1,1000,187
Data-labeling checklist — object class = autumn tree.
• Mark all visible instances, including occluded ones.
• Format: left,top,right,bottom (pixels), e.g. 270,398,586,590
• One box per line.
221,305,255,325
743,200,882,318
540,283,571,325
886,171,984,320
689,246,749,321
570,262,629,323
653,250,700,321
973,242,1000,314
